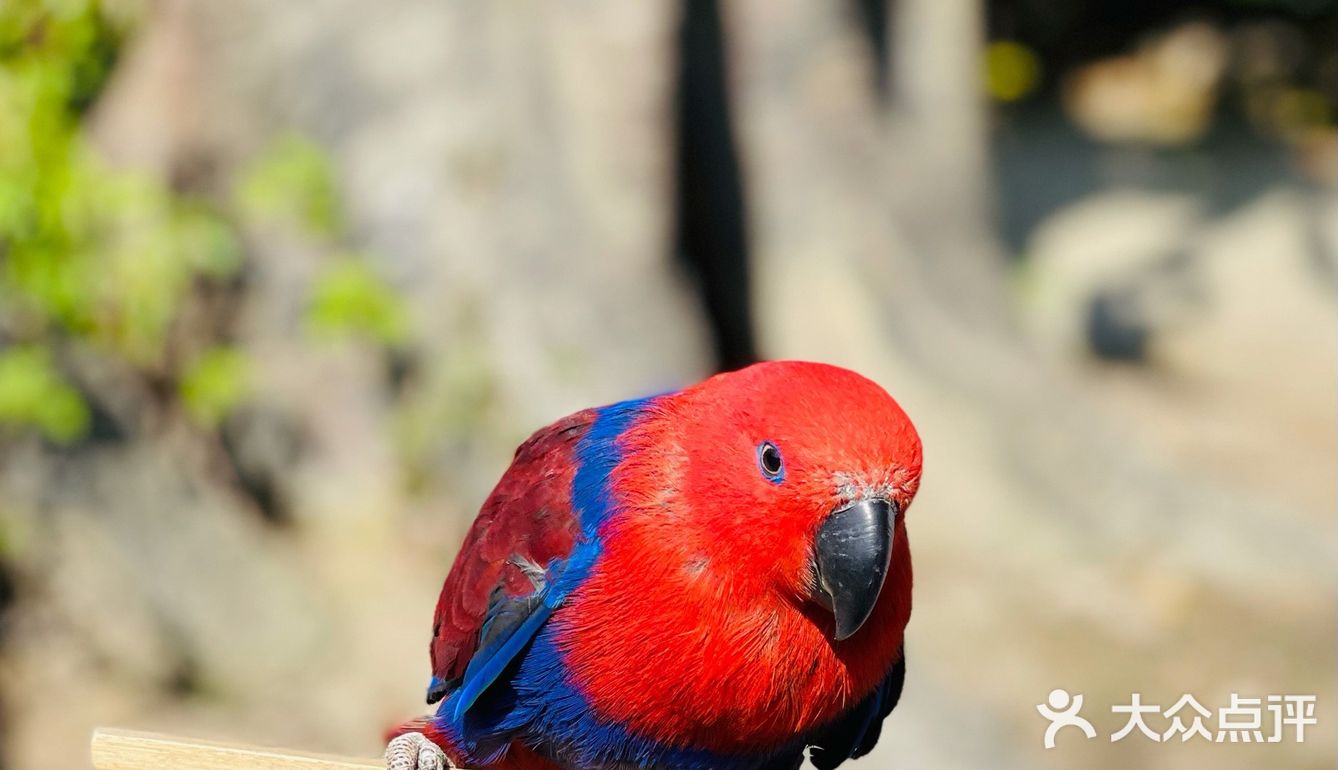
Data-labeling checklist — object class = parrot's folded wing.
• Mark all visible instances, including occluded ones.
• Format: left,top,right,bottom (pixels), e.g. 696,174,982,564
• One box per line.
426,411,597,709
453,573,560,720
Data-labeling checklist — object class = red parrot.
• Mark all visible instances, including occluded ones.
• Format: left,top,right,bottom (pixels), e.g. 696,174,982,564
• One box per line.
386,361,922,770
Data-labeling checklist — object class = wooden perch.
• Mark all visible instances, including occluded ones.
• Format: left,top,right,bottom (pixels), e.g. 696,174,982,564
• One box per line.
91,729,383,770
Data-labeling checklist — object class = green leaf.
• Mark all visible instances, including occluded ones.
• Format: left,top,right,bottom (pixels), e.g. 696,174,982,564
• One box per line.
177,348,251,428
236,134,342,238
179,347,251,427
0,346,89,443
306,257,408,345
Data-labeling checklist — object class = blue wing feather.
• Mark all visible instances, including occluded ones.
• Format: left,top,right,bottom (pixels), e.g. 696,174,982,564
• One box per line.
453,599,555,720
453,557,573,721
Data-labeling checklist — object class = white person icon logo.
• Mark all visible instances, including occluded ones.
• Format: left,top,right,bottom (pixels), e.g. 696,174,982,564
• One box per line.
1037,689,1097,749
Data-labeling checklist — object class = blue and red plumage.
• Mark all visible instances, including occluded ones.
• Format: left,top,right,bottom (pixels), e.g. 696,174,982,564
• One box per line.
389,361,922,770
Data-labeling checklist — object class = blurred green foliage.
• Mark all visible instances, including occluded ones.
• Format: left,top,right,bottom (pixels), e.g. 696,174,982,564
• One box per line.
0,0,246,441
0,1,409,444
306,258,409,346
236,134,343,239
0,0,422,471
0,346,89,442
180,346,251,428
233,133,409,349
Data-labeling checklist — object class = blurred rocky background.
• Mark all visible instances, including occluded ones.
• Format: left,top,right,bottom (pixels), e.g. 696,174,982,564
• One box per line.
0,1,1333,769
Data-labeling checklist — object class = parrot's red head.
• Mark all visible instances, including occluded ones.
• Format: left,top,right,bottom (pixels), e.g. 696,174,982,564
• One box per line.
660,360,921,639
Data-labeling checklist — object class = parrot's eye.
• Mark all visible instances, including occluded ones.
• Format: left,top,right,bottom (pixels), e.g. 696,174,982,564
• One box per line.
756,441,785,482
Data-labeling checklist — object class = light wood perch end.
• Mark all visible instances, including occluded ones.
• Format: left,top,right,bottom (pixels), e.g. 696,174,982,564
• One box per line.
91,728,383,770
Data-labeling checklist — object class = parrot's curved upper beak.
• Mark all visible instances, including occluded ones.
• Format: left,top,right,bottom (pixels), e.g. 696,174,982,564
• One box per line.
812,497,895,641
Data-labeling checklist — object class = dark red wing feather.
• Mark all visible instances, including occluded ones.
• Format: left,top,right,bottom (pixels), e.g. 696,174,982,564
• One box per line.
429,409,595,694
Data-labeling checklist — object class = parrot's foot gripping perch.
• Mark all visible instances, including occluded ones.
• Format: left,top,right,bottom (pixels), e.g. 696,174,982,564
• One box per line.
385,732,451,770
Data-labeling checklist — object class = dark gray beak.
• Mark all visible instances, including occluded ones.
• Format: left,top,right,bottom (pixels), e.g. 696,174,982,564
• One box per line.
813,498,895,641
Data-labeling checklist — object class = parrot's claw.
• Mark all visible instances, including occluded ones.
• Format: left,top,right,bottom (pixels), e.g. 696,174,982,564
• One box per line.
385,732,451,770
